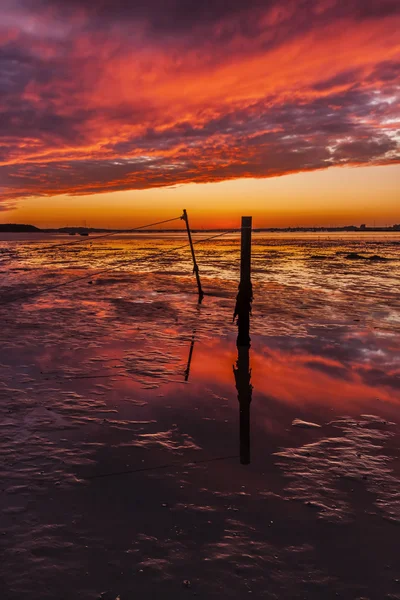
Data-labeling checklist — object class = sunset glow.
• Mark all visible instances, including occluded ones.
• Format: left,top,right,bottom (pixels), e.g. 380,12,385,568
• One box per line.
1,0,399,226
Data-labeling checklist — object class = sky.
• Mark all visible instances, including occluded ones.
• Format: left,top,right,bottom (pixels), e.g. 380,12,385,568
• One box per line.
0,0,399,228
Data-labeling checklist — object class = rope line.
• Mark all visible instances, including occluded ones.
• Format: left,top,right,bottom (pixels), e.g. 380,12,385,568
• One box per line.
26,216,183,252
0,216,183,261
193,229,236,244
0,229,237,306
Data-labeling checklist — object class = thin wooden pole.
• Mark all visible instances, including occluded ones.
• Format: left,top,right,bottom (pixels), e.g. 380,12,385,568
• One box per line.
234,216,252,347
182,209,204,302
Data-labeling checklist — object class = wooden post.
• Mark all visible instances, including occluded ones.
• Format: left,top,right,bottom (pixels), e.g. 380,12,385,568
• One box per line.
234,216,252,347
182,209,204,302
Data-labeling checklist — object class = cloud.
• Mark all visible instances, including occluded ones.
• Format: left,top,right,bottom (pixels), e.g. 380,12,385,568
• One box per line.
0,0,399,204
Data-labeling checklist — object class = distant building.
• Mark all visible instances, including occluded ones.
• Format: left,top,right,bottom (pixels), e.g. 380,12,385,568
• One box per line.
360,224,366,229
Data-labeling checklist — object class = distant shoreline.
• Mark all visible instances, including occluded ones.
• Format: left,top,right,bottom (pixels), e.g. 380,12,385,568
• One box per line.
1,223,399,234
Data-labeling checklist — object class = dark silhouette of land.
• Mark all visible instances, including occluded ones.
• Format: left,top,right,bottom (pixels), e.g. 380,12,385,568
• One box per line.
0,223,40,232
1,223,399,234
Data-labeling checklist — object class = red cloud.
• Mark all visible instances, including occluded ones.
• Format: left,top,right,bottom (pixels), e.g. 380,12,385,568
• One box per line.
0,0,399,203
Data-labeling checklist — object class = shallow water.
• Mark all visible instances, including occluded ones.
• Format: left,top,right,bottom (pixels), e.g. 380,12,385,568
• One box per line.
0,232,400,599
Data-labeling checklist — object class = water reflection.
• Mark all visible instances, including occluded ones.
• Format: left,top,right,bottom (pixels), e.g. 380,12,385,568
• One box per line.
234,344,253,464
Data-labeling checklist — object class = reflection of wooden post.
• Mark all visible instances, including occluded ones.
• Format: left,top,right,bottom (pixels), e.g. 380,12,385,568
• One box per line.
182,209,204,303
233,345,252,465
233,216,253,464
234,216,252,347
184,331,196,382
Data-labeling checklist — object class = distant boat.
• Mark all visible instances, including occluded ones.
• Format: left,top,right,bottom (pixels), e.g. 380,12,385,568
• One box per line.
79,232,89,236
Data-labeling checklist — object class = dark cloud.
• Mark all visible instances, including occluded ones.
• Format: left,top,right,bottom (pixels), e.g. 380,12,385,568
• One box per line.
334,138,397,162
369,60,400,83
26,0,400,32
312,70,361,92
27,0,280,33
352,0,400,18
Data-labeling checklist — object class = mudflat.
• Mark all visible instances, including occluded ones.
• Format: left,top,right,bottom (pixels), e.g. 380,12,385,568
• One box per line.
1,232,399,599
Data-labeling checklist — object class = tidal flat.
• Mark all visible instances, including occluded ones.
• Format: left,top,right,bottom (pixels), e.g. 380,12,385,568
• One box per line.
1,231,399,599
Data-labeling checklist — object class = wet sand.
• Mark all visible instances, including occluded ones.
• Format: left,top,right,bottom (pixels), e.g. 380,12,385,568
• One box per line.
0,232,399,599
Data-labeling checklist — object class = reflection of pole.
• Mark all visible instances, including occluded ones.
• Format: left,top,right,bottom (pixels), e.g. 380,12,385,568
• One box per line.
184,331,196,381
182,209,204,303
184,303,201,382
233,215,253,464
233,345,252,465
234,217,252,347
